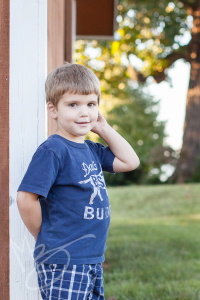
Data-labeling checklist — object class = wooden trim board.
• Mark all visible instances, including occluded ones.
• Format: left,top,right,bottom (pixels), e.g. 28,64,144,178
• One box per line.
0,0,10,298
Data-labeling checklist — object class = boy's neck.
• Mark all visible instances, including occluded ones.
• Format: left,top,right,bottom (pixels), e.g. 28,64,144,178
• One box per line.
54,128,85,144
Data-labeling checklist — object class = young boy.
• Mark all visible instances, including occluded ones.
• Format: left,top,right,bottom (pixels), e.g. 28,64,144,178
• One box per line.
17,63,140,300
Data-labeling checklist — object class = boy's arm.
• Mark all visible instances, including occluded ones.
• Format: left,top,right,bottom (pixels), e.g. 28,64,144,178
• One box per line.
17,191,42,241
91,111,140,172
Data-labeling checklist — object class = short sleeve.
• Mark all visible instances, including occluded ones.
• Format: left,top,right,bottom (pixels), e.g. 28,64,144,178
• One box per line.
17,148,60,198
87,141,115,173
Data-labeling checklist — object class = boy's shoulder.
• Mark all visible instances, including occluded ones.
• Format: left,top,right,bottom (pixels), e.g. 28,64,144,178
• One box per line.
38,134,62,147
37,134,66,153
34,134,73,164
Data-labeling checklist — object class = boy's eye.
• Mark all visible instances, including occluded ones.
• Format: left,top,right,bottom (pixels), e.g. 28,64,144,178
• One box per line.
69,103,77,107
88,103,96,107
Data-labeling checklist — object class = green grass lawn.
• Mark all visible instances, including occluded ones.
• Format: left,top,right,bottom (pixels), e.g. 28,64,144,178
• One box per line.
103,183,200,300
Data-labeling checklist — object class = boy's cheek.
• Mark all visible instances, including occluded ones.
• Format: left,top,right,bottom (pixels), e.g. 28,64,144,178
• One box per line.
96,111,99,121
92,121,97,128
91,120,98,130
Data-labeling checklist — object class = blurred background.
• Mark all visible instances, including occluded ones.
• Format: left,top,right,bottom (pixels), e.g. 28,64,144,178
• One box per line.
74,1,200,299
75,0,200,187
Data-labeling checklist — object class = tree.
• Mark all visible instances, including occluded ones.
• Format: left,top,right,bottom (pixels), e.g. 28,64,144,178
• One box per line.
116,0,200,183
76,0,200,183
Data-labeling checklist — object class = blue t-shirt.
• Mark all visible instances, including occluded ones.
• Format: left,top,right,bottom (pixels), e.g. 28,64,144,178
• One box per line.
17,134,115,265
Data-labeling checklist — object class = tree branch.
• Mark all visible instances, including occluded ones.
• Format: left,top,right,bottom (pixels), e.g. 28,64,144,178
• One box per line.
127,64,146,83
153,51,189,83
128,49,189,84
179,0,196,10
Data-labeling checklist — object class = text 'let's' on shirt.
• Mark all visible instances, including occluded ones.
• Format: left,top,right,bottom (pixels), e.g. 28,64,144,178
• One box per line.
17,134,115,265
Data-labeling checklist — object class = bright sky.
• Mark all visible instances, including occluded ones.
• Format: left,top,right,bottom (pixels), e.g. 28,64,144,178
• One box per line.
147,59,190,151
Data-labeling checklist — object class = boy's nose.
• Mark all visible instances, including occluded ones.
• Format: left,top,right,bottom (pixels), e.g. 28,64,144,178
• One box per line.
79,107,89,117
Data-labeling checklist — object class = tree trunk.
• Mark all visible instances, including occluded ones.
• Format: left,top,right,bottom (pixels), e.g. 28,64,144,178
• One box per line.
170,7,200,183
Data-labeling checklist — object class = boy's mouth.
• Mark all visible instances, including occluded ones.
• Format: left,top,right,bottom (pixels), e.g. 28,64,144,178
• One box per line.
76,122,90,127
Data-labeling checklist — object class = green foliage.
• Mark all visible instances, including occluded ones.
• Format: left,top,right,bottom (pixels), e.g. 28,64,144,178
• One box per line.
118,1,189,46
106,89,165,162
101,87,169,185
115,0,189,79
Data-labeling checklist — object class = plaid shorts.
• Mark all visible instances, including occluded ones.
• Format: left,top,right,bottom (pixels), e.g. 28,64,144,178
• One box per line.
34,262,104,300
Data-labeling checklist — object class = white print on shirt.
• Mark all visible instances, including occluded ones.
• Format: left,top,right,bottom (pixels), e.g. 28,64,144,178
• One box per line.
78,171,108,205
84,206,111,220
81,161,97,177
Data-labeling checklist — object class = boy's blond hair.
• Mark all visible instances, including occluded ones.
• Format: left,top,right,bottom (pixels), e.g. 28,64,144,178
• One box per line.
45,62,101,108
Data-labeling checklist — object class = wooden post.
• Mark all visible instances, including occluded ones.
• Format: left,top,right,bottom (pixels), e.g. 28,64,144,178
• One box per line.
0,0,10,298
65,0,76,63
47,0,76,136
9,1,47,299
47,0,65,136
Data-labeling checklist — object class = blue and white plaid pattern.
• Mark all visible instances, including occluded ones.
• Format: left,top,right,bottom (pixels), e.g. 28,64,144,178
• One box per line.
35,262,104,300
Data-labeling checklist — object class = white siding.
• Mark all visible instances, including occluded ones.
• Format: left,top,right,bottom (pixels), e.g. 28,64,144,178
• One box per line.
10,0,47,299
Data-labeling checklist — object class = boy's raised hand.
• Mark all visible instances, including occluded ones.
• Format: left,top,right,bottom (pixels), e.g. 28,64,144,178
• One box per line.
91,111,108,135
91,111,140,173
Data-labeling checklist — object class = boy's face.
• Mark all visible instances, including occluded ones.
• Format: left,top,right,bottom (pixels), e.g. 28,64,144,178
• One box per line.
50,92,99,143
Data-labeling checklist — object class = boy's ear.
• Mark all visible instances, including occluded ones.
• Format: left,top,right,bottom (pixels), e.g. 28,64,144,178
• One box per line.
47,102,57,120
